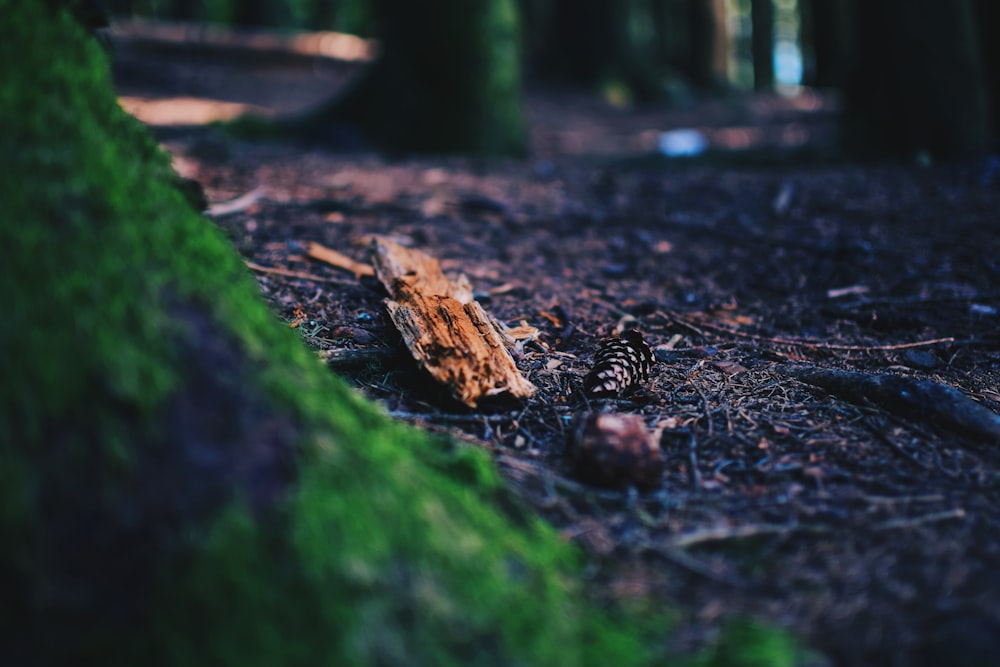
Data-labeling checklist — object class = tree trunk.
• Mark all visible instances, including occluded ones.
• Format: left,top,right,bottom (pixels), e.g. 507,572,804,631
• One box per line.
233,3,286,27
843,0,991,160
685,0,724,89
529,0,663,102
975,0,1000,139
798,0,854,88
304,0,527,156
648,0,725,91
304,0,339,29
531,0,617,85
0,4,650,664
750,0,774,91
170,0,201,21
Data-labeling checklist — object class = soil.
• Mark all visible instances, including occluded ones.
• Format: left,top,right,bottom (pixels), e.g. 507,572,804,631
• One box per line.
111,24,1000,667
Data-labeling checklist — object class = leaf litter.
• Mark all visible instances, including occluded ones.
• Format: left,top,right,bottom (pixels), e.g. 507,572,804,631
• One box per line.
117,36,1000,666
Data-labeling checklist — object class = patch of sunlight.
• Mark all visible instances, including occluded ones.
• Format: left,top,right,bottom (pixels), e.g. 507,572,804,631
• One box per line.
118,96,272,125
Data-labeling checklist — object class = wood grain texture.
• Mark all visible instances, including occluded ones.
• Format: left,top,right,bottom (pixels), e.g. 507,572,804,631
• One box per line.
372,237,535,407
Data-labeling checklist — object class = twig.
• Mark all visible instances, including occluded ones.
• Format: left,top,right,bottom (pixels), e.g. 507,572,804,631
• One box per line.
862,421,934,471
664,508,965,550
667,522,827,548
245,260,356,285
772,180,795,215
317,347,401,369
641,544,749,588
687,431,702,490
873,508,965,531
303,240,375,278
826,284,870,299
834,291,1000,309
656,310,955,352
389,411,519,424
693,380,714,437
859,493,945,505
206,186,266,217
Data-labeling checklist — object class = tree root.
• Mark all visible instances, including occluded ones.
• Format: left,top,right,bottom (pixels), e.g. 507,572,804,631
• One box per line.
776,364,1000,442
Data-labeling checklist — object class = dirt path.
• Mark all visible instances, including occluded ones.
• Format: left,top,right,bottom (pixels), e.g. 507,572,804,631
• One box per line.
113,26,1000,666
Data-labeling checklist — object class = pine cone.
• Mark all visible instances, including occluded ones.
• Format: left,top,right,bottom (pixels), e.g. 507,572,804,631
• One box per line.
583,330,654,398
571,412,663,491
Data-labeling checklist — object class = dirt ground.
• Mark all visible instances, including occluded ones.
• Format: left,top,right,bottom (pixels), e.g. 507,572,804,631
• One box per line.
111,23,1000,667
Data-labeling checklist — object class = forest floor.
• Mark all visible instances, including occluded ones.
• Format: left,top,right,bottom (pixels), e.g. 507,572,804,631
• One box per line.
112,22,1000,667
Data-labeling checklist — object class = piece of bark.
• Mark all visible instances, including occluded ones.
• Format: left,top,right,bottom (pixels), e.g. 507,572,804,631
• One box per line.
371,237,535,407
777,364,1000,442
303,240,375,279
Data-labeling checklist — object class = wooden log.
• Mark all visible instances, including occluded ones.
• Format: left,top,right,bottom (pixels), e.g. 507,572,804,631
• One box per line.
371,237,535,407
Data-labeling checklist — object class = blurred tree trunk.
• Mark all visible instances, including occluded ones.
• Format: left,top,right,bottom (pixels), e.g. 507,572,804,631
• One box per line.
709,0,728,87
750,0,774,91
305,0,339,29
798,0,854,88
233,3,285,26
844,0,991,159
518,0,554,71
650,0,725,91
685,0,723,89
303,0,527,155
531,0,618,84
165,0,200,21
530,0,663,101
975,0,1000,139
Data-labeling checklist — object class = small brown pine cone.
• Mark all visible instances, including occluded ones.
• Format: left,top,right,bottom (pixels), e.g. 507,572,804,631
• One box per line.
583,330,655,398
571,412,663,491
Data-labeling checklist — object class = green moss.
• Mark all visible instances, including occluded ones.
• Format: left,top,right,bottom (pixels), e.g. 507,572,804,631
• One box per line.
0,4,640,665
0,5,802,666
480,0,528,155
695,619,801,667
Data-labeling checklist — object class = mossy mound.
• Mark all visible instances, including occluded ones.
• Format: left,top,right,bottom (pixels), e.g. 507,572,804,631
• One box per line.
0,5,803,666
0,4,642,665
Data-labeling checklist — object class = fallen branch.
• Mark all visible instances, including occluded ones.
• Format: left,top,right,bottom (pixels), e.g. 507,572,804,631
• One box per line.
666,509,965,549
777,364,1000,442
371,237,535,407
657,310,955,352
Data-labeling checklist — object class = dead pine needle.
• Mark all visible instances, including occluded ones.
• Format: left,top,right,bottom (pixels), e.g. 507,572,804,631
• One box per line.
245,260,357,285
